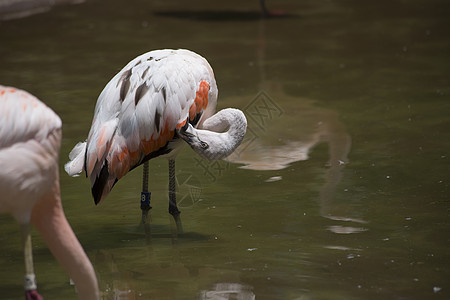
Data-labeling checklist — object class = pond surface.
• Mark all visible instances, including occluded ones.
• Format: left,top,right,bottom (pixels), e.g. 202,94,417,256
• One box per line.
1,0,449,299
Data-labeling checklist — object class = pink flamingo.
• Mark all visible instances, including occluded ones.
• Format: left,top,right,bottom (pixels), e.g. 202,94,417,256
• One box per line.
64,49,247,224
0,86,99,299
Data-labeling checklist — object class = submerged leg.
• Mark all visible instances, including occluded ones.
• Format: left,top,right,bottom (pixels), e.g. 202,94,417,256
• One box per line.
141,161,151,225
168,159,183,233
21,223,42,299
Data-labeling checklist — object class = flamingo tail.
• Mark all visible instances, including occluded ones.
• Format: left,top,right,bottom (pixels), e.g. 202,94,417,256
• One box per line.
64,142,86,177
91,162,117,205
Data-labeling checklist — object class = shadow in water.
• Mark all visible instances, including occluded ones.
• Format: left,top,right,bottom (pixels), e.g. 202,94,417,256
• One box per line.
138,224,210,243
153,10,299,22
135,222,211,243
84,221,211,252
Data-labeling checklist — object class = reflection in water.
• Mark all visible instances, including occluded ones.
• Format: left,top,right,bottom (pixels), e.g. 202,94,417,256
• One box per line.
225,87,364,225
93,247,251,300
224,17,364,227
0,0,85,21
200,283,255,300
227,118,348,172
327,225,368,234
95,250,137,299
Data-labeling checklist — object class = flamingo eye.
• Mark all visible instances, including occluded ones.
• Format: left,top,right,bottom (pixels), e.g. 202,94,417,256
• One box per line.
200,141,209,149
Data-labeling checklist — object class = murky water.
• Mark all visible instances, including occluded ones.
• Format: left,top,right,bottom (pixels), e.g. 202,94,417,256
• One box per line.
1,0,449,299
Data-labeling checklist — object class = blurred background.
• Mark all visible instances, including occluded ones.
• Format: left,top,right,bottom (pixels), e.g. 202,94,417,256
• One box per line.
0,0,449,299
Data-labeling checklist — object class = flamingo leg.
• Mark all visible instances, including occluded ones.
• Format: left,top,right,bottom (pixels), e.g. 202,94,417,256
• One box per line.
21,224,42,299
140,161,151,225
168,159,179,216
260,0,269,16
168,159,183,233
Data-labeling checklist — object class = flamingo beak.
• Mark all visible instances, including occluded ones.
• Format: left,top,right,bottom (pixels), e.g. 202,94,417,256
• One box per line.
176,119,195,142
176,120,209,150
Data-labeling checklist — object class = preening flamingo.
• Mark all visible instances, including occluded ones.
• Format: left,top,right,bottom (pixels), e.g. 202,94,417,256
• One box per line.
64,49,247,224
0,86,99,299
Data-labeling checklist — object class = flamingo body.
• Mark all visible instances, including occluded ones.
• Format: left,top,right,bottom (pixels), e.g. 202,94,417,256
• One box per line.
0,86,99,299
65,49,218,205
0,87,61,223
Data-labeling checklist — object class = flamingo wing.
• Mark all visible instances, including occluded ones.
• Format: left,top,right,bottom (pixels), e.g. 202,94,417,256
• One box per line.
82,49,217,204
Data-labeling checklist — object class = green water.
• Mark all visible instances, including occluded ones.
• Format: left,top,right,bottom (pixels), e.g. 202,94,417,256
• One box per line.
1,0,449,299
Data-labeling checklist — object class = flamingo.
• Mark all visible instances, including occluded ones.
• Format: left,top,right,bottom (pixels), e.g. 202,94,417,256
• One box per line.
0,86,99,299
64,49,247,224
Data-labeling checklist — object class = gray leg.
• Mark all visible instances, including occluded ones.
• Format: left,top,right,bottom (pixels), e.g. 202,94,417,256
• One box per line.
168,159,180,216
141,161,151,224
168,159,183,234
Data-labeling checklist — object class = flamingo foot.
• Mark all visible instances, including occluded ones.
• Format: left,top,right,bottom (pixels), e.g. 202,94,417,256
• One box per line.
25,290,43,300
265,10,287,17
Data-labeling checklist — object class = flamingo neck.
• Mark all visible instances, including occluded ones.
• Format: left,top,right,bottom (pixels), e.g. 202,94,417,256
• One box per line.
178,108,247,160
30,176,99,299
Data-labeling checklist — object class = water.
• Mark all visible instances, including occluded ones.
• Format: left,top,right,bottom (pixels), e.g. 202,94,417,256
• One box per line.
1,0,449,299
